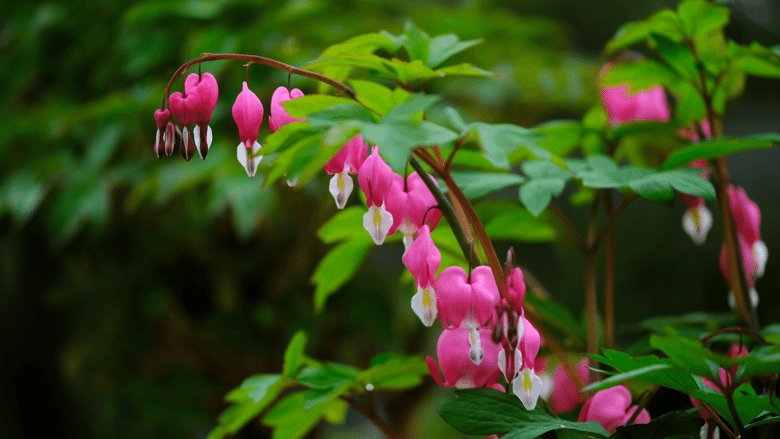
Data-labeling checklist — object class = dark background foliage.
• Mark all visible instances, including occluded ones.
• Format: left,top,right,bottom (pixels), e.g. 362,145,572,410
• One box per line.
1,0,778,437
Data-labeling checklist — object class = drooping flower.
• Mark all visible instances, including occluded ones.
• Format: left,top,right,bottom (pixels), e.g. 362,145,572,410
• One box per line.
728,185,767,277
324,135,368,209
386,172,441,250
153,109,171,158
549,358,590,414
690,344,748,423
426,327,502,390
719,235,760,309
402,225,440,326
358,147,401,245
511,316,545,410
436,265,500,365
232,82,265,177
168,89,201,161
184,73,219,159
269,86,305,132
578,385,651,433
600,65,670,126
680,160,713,245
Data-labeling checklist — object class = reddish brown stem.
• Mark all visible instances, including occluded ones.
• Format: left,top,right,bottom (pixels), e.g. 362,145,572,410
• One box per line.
161,53,356,108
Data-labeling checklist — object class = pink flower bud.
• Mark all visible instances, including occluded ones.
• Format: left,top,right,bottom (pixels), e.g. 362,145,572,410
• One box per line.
578,385,650,433
519,315,541,370
184,73,219,159
269,86,305,132
505,267,526,311
232,82,265,177
386,172,442,249
600,65,670,126
436,265,500,330
729,186,762,246
426,327,502,389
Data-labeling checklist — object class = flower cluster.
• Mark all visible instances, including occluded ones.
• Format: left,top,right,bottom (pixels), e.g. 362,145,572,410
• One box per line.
599,65,769,311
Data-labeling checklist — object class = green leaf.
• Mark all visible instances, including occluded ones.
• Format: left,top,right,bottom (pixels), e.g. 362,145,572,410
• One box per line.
311,239,372,312
583,364,672,392
281,95,358,119
438,388,609,438
211,375,288,438
297,363,358,389
283,332,308,378
677,0,730,39
592,349,698,394
467,122,545,169
402,21,430,65
309,33,400,92
450,170,525,199
518,160,573,216
661,134,780,169
384,94,439,121
358,354,429,390
361,120,458,171
317,207,369,245
262,392,348,439
435,63,492,77
1,172,47,225
351,79,408,116
241,374,283,403
535,120,584,157
601,60,677,92
427,33,481,68
650,334,721,380
737,345,780,379
651,33,699,80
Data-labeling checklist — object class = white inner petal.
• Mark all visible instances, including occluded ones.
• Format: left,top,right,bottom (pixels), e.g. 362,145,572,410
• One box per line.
362,204,393,245
467,326,484,365
236,142,263,177
752,240,768,278
154,129,161,158
410,285,437,327
512,368,542,411
682,206,712,246
328,170,353,210
498,349,508,381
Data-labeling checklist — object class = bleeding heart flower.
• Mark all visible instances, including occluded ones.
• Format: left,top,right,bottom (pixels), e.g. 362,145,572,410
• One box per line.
509,316,545,410
324,135,368,209
505,267,526,312
232,81,265,177
269,86,305,132
184,73,219,160
402,225,440,326
436,265,500,365
426,327,502,389
386,172,442,250
578,385,651,433
680,160,713,246
600,65,670,126
720,235,760,309
153,109,171,158
728,185,767,277
358,147,401,245
168,90,202,161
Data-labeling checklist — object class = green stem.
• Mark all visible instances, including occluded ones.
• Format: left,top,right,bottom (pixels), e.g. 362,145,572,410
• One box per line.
603,191,616,349
409,156,478,267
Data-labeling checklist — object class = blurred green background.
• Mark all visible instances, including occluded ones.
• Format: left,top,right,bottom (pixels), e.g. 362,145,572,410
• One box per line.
1,0,779,437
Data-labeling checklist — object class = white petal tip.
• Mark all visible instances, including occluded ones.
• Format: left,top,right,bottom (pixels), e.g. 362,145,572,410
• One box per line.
329,171,354,210
411,286,437,327
682,206,712,245
237,142,263,177
362,205,393,245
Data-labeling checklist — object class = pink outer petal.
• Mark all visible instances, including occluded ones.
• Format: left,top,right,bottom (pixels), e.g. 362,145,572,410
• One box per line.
232,82,264,147
358,147,398,207
436,327,502,388
154,109,170,129
169,92,195,126
601,85,637,125
402,225,440,288
406,172,441,230
324,135,368,174
519,316,541,369
729,186,761,245
599,65,670,126
269,86,306,132
550,359,590,414
385,178,410,235
436,266,472,328
578,385,635,433
469,266,501,326
426,355,445,386
184,73,219,123
719,236,757,289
